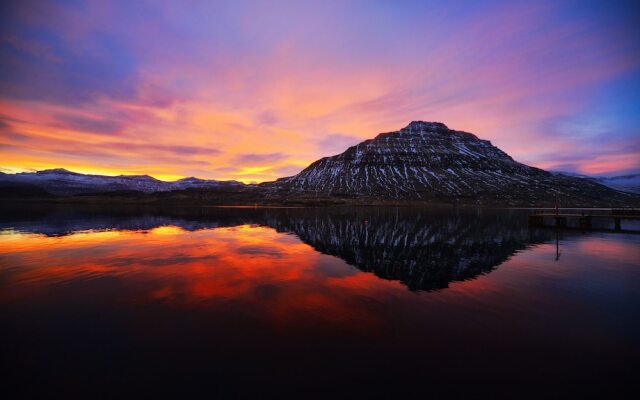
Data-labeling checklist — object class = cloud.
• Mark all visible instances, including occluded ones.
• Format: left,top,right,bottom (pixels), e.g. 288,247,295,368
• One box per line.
105,142,221,157
212,166,239,173
257,110,279,125
274,164,305,177
315,133,362,155
0,130,220,168
232,152,288,165
1,34,61,62
0,31,140,106
54,114,124,135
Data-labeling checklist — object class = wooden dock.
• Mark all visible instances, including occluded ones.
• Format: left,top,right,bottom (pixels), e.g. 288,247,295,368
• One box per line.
528,209,640,231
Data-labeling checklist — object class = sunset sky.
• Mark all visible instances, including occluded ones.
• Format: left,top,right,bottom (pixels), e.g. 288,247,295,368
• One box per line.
1,0,639,183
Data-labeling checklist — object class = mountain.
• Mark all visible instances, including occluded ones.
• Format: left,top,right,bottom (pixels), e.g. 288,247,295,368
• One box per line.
1,121,637,206
0,168,244,196
264,121,636,206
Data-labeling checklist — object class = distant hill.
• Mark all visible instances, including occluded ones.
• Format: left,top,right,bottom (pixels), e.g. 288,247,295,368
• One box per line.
0,169,244,196
595,174,640,194
552,171,640,195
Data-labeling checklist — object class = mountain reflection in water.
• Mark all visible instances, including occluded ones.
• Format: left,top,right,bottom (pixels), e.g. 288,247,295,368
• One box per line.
1,205,553,291
1,205,638,398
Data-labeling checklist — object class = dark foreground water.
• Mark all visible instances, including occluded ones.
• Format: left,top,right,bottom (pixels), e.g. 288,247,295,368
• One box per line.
1,205,638,398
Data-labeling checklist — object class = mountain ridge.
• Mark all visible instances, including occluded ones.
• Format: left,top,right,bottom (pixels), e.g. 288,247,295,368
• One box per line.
0,168,244,196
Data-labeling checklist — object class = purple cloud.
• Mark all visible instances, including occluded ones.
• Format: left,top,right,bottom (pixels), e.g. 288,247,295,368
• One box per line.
274,164,304,177
315,133,362,155
54,114,124,135
257,110,279,125
232,152,288,165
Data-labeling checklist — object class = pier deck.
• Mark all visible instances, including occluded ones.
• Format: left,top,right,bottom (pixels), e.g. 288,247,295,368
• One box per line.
528,209,640,231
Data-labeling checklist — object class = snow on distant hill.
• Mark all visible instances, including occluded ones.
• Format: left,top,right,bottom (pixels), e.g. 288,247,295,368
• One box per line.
0,168,244,195
553,171,640,194
594,174,640,194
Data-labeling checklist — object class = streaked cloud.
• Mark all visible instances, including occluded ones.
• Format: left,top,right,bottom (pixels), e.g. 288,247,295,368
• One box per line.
53,114,125,135
232,152,288,165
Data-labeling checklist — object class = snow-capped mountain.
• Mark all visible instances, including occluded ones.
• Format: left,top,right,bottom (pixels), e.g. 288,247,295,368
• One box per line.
265,121,634,206
0,168,244,195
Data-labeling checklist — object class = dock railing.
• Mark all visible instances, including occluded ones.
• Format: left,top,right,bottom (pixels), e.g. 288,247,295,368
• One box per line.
611,208,640,216
528,208,640,231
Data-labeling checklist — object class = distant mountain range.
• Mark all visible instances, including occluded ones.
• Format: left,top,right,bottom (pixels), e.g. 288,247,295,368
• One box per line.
1,121,638,206
551,171,640,194
0,168,243,196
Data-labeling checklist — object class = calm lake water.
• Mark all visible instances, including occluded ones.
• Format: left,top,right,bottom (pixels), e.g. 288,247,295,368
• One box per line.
1,205,638,398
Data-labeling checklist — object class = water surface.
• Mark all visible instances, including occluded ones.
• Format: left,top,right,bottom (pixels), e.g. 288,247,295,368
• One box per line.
1,205,638,398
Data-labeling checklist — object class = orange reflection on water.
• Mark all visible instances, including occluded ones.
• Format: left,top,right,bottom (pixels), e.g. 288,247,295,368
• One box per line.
0,225,401,330
575,236,640,264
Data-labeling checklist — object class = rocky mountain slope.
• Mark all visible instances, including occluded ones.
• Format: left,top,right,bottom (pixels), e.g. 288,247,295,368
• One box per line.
265,121,636,206
0,168,243,196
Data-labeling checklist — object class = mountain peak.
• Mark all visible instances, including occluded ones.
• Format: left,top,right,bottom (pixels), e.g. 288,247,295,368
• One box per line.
404,121,449,131
176,177,204,183
117,174,159,181
375,120,474,140
36,168,77,175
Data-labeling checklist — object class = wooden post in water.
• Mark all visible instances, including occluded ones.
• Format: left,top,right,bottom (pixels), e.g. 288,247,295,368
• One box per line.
614,217,621,231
